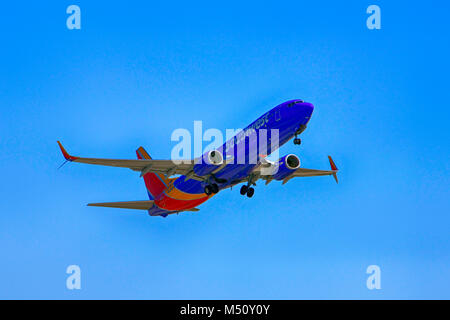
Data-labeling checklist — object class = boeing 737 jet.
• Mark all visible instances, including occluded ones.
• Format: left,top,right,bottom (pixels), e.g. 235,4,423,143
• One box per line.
57,99,338,217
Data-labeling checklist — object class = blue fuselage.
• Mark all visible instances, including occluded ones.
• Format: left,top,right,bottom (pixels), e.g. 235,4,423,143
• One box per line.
173,100,314,194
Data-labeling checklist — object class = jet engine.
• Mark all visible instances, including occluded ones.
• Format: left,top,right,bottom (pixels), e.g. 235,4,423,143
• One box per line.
271,154,301,180
193,150,224,176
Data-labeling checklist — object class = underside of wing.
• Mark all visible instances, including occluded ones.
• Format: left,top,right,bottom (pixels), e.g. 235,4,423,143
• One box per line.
290,168,336,177
87,200,155,210
254,155,339,184
286,156,338,183
57,141,194,177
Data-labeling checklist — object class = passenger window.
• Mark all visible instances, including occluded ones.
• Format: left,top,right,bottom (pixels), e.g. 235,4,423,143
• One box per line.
275,109,281,121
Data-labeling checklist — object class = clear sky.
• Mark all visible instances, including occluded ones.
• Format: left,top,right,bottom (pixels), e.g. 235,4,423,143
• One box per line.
0,1,449,299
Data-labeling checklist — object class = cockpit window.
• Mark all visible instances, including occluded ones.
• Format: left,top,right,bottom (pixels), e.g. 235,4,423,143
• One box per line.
287,100,303,107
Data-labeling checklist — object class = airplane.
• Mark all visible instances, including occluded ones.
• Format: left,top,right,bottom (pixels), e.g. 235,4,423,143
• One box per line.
57,99,338,217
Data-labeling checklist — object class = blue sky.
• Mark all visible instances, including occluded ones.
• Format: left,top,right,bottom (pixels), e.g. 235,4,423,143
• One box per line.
0,1,449,299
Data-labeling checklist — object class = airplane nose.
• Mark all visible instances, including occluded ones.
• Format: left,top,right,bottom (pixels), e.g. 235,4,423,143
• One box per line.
302,102,314,116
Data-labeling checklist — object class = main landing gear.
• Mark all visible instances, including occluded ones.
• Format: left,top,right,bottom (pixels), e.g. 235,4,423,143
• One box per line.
204,183,219,195
240,184,255,198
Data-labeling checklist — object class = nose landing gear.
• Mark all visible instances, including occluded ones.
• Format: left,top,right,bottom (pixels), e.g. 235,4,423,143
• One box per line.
294,125,306,145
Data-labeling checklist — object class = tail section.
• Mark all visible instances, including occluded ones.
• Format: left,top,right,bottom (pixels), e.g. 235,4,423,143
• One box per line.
136,146,171,199
136,146,152,161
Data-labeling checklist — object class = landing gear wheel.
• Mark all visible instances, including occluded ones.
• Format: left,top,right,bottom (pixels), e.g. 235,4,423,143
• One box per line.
294,138,301,145
204,185,213,195
246,187,255,198
211,183,219,194
240,185,248,195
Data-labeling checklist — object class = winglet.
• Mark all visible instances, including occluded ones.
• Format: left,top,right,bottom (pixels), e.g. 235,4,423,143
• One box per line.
57,141,77,161
328,155,339,184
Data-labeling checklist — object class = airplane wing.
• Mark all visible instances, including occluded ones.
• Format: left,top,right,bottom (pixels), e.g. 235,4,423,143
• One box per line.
255,156,339,185
57,141,199,179
290,156,338,182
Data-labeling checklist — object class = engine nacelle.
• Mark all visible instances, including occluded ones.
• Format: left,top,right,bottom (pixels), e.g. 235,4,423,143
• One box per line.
272,154,301,180
193,150,224,176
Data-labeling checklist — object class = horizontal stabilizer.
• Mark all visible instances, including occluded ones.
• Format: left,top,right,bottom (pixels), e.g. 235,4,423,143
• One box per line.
163,207,200,215
87,200,154,210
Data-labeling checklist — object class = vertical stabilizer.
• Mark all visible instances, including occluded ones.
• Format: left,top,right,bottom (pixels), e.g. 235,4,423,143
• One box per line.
136,147,170,198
